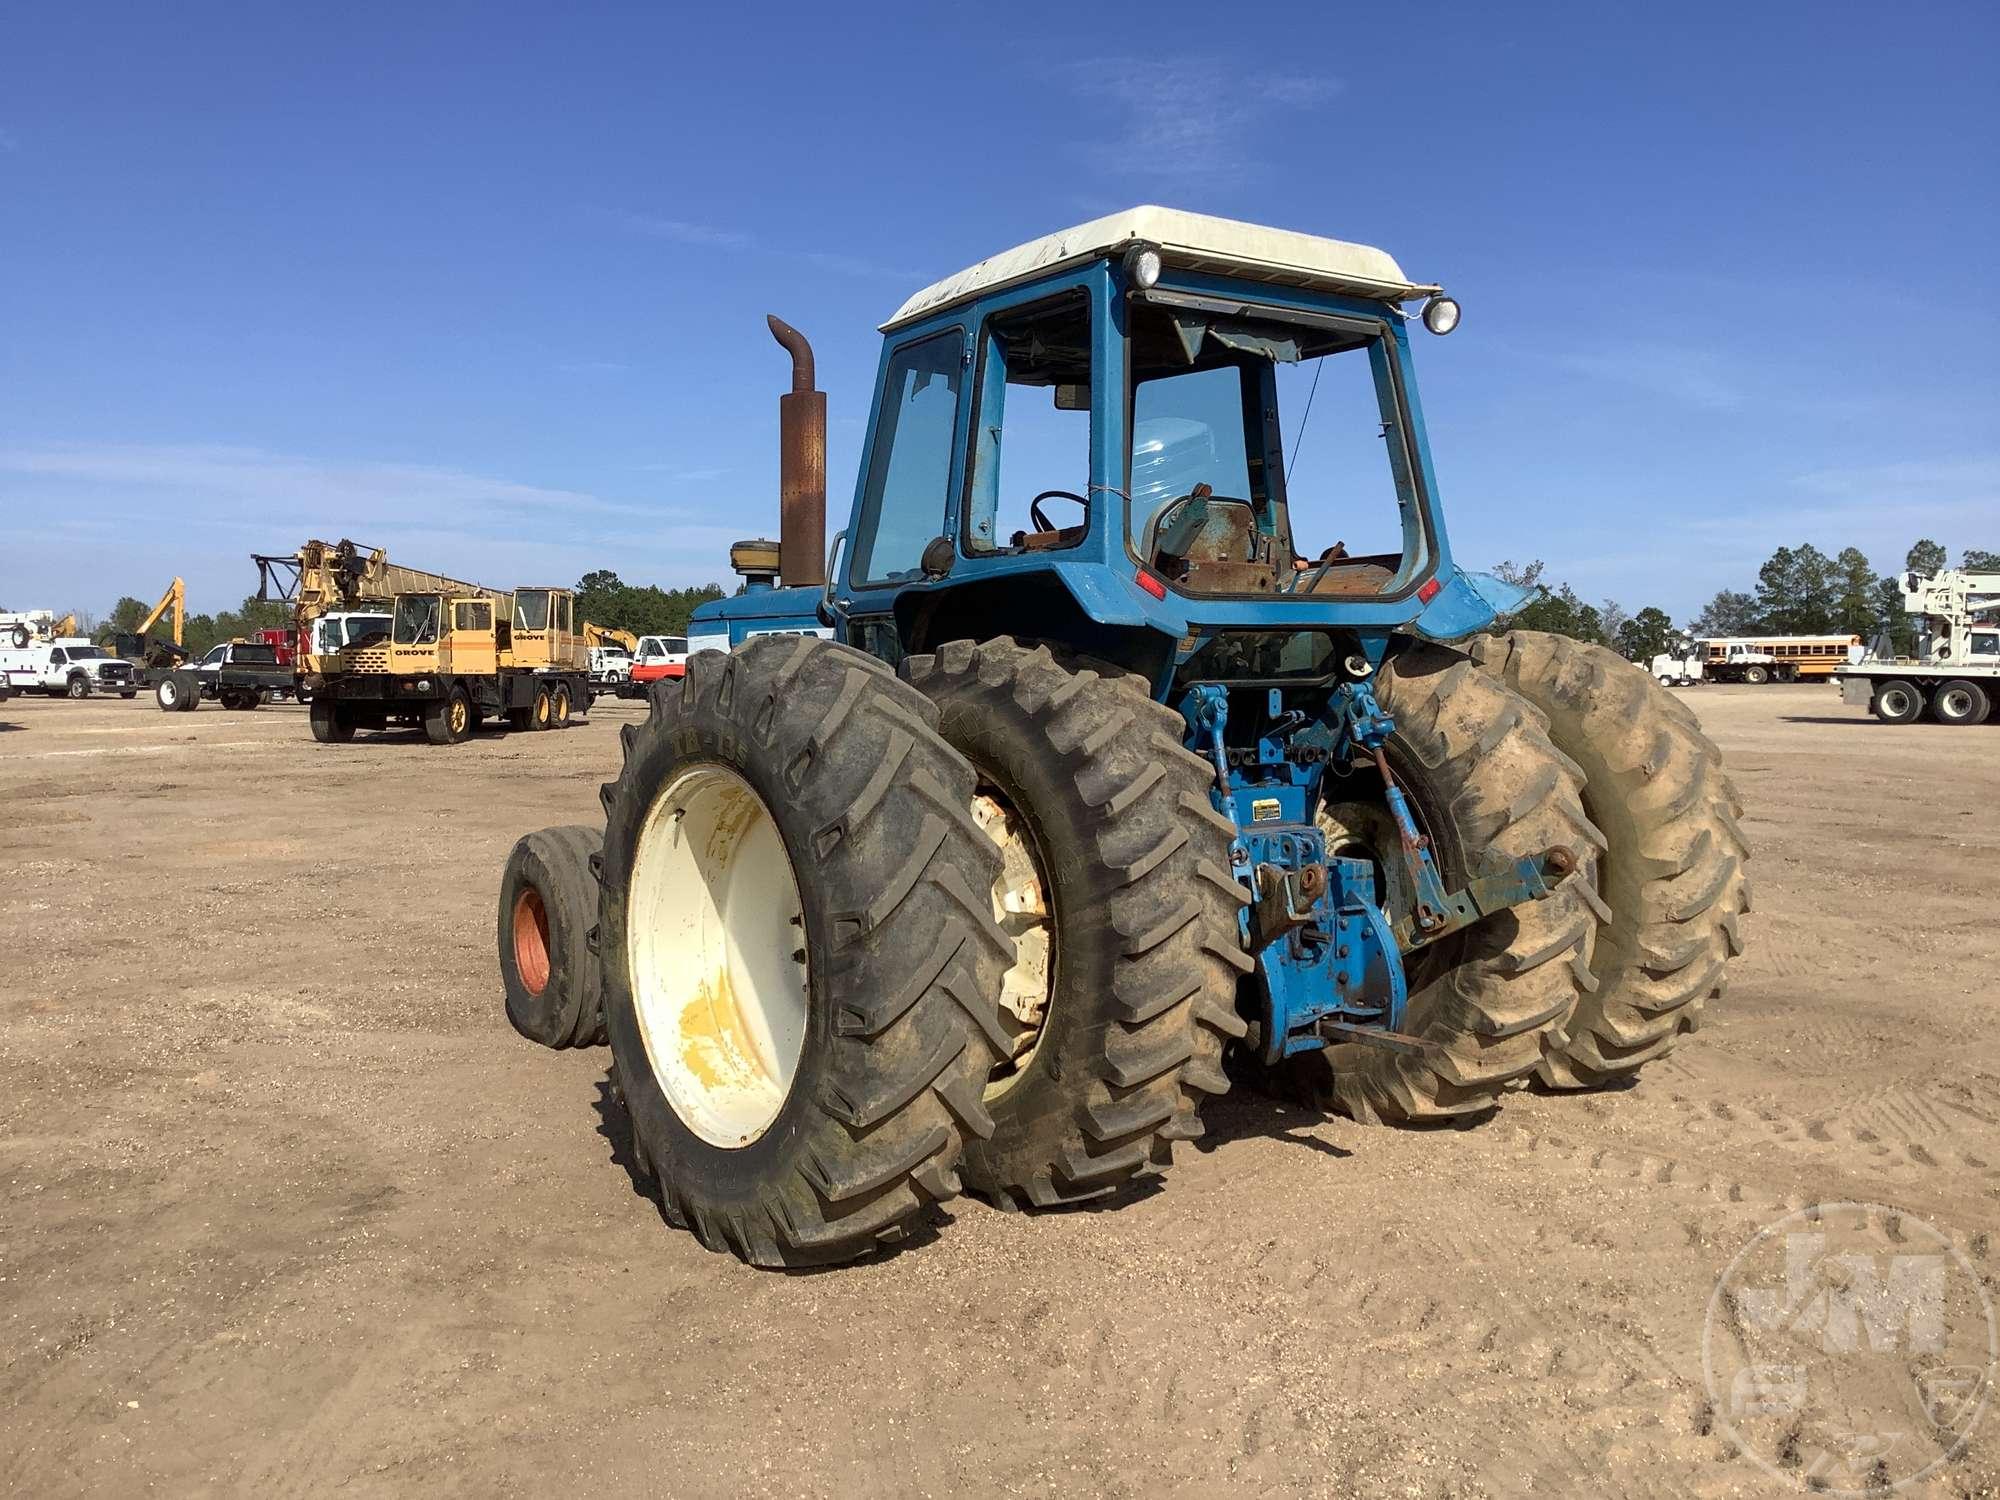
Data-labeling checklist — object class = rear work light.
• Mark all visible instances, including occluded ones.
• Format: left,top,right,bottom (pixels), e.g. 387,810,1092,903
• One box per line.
1135,568,1168,600
1417,578,1442,603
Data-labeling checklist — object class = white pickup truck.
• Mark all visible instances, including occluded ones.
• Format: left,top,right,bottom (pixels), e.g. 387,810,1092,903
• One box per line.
0,638,142,698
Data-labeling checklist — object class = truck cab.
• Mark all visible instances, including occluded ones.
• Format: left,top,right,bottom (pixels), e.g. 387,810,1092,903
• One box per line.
506,588,583,672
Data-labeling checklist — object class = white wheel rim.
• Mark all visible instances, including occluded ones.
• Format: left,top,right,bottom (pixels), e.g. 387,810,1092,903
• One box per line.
628,764,808,1147
970,791,1052,1099
1941,689,1970,718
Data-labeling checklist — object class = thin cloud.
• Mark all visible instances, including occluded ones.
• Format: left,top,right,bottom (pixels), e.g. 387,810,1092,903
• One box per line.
612,209,917,280
1060,59,1341,184
1554,346,1743,410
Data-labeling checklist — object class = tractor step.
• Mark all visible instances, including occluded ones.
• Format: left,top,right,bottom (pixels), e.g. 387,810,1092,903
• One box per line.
1315,1019,1429,1055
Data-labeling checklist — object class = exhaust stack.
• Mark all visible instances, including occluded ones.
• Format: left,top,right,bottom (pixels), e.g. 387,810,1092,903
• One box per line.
767,314,827,588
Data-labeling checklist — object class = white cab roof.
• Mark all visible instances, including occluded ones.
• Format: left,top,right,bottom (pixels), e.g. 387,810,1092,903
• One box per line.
883,206,1437,330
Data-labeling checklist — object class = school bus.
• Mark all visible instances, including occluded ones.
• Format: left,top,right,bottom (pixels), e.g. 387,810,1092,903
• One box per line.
1700,635,1860,684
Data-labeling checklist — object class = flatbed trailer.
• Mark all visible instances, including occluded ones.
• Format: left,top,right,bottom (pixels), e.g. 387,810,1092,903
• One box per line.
1835,652,2000,726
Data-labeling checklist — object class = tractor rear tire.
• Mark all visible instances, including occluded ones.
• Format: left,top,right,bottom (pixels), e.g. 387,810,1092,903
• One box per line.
1302,644,1598,1122
595,636,1013,1267
902,638,1248,1210
499,825,605,1049
309,698,354,743
1470,632,1750,1087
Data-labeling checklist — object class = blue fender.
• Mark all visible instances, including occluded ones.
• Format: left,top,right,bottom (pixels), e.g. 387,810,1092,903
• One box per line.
1409,568,1534,644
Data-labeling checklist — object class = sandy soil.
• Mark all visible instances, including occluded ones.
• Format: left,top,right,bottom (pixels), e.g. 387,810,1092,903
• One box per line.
1,683,1995,1498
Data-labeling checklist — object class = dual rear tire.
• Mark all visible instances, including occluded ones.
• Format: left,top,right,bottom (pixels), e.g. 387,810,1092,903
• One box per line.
593,637,1014,1267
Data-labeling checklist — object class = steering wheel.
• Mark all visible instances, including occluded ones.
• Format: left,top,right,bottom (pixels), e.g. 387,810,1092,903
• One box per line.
1028,489,1089,534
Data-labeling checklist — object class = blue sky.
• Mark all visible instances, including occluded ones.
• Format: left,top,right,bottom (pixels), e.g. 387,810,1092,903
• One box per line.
2,0,1995,622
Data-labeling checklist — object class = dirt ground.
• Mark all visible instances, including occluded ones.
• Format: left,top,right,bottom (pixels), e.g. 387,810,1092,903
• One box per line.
1,682,1995,1498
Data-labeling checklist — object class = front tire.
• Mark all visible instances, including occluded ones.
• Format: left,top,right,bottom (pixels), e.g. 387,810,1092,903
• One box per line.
597,637,1014,1266
424,687,472,745
902,638,1248,1209
66,674,90,699
499,826,605,1048
309,698,355,743
1303,645,1597,1122
1471,632,1750,1088
1743,665,1769,685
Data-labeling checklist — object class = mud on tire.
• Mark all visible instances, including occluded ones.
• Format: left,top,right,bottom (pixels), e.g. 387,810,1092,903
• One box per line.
1300,644,1598,1122
595,637,1014,1267
903,638,1248,1209
1469,631,1749,1087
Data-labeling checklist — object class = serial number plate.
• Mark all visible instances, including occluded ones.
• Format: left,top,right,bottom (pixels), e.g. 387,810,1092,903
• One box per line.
1250,798,1282,823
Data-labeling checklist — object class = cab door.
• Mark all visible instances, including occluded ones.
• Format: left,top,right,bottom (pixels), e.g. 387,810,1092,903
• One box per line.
445,598,498,677
836,327,969,666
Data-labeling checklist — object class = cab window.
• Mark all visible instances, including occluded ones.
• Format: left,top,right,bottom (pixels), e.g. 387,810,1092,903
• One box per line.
514,592,551,631
454,601,492,631
1972,632,1999,656
964,292,1092,554
393,595,442,645
49,648,68,664
852,330,965,586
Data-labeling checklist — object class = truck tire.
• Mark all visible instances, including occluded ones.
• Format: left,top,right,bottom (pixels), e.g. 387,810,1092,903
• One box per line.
1470,632,1750,1088
1743,664,1769,685
1932,679,1990,725
65,673,90,699
155,676,182,712
552,683,572,727
8,624,28,649
902,638,1248,1209
309,698,355,743
596,636,1012,1266
424,687,473,745
1872,680,1924,723
1299,644,1597,1121
500,825,605,1049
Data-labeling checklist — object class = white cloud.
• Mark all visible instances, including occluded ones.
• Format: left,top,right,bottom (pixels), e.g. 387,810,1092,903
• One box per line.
1061,59,1341,185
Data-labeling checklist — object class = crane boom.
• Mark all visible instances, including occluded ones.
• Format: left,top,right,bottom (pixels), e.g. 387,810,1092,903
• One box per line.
136,578,186,645
254,539,493,675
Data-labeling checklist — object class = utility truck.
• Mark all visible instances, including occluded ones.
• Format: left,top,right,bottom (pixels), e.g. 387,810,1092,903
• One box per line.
0,638,140,698
1834,568,2000,724
499,207,1749,1266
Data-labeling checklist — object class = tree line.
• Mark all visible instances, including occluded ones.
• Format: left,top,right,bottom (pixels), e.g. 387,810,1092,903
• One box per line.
69,570,724,659
1496,539,1998,661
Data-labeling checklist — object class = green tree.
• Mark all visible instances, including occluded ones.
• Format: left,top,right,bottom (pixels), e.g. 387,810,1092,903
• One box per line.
1833,547,1877,635
1962,548,2000,572
1754,543,1837,633
1870,575,1913,657
571,570,725,638
1906,538,1947,575
1691,589,1758,638
1614,606,1678,662
1597,598,1630,647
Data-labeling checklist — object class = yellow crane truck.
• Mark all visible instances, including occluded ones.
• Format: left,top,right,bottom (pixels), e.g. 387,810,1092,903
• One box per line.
307,584,591,744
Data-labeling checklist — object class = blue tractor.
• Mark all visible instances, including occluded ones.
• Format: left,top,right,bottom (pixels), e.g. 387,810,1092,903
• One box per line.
499,208,1749,1267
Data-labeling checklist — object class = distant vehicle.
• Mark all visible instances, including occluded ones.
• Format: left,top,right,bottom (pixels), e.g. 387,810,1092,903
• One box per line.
1648,645,1703,687
0,638,141,698
1699,635,1859,684
589,644,633,689
154,639,297,712
623,634,689,696
1834,569,2000,725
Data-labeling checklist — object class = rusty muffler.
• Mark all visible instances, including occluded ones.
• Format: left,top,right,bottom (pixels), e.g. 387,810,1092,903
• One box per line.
767,314,827,588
